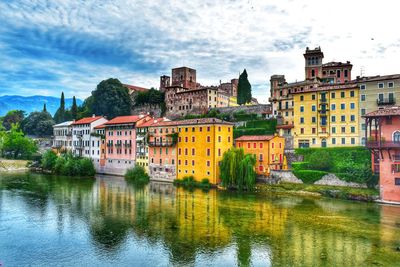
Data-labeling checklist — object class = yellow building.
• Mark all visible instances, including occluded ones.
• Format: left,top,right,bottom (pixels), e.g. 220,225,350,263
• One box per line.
293,83,360,148
176,118,234,184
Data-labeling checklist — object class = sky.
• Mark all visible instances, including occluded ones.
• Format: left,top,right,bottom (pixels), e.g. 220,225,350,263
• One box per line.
0,0,399,103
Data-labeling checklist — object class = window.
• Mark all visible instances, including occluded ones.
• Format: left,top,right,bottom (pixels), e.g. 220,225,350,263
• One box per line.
207,127,210,131
331,127,336,134
350,103,355,109
192,160,195,166
300,128,304,134
253,143,256,148
185,137,188,142
388,82,394,88
218,136,221,142
341,138,346,145
260,143,263,149
312,94,316,100
341,91,345,98
192,136,196,142
312,105,316,112
341,127,346,133
300,95,304,101
341,103,345,110
351,138,355,145
207,148,211,156
300,106,304,112
341,115,346,122
344,69,348,78
192,127,195,132
331,92,336,99
192,148,195,156
361,94,366,101
247,143,250,148
300,117,304,124
378,82,384,89
361,123,366,131
312,128,316,134
259,154,263,161
351,115,355,121
361,109,366,116
351,126,355,133
337,70,341,78
350,91,355,97
331,104,336,110
395,178,400,186
207,136,211,142
218,149,221,156
331,115,336,122
360,84,366,90
332,138,336,145
312,117,316,123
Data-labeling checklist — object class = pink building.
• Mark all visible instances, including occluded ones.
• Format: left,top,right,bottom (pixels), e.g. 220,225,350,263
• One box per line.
102,115,151,175
365,107,400,204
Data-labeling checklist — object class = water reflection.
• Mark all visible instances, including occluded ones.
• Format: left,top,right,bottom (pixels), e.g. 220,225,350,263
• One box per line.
0,173,399,266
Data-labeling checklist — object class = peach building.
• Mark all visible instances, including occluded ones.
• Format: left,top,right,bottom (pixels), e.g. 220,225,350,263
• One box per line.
102,115,150,175
235,135,286,175
365,107,400,203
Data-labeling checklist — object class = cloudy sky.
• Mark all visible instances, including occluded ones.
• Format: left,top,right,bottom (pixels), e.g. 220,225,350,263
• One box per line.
0,0,399,103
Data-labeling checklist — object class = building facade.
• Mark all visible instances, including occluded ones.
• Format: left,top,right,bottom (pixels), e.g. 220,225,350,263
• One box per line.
356,74,400,145
71,116,108,158
235,135,286,175
364,107,400,203
293,83,360,148
52,121,73,154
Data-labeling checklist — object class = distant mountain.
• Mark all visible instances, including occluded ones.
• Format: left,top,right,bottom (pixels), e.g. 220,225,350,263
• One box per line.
0,95,83,116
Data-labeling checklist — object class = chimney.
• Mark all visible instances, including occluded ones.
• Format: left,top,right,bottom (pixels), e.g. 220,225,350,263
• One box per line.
92,114,95,118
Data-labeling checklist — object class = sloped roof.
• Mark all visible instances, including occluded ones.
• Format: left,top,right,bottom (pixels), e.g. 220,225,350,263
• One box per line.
235,135,275,141
148,118,233,127
94,124,106,129
72,116,104,125
136,118,167,128
53,121,73,127
104,115,148,125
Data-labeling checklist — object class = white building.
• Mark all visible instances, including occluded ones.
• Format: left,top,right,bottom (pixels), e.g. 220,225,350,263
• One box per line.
71,115,108,158
52,121,73,153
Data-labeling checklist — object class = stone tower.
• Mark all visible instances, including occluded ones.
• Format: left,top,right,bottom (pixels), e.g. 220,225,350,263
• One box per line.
304,47,324,80
160,75,170,92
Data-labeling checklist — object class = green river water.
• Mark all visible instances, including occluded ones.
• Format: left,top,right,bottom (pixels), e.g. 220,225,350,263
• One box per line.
0,172,399,266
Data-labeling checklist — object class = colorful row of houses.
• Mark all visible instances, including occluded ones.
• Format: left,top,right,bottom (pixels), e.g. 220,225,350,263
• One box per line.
52,115,285,184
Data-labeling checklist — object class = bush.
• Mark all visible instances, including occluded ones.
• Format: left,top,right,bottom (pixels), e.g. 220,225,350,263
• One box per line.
79,158,96,176
125,165,150,184
173,177,212,189
50,152,96,177
291,162,309,171
293,170,328,184
41,150,58,171
307,150,332,171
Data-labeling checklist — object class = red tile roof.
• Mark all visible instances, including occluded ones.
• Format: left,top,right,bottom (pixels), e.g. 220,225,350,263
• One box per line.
276,124,294,129
104,115,149,125
123,84,149,93
94,124,106,129
72,116,104,125
235,135,276,141
136,118,166,128
364,107,400,117
148,118,233,127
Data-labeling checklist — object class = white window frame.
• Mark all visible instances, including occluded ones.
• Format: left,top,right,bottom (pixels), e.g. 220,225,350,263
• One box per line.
388,81,394,88
378,82,384,89
360,84,366,90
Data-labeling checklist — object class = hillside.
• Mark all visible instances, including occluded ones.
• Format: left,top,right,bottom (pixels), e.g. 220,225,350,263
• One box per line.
0,95,83,116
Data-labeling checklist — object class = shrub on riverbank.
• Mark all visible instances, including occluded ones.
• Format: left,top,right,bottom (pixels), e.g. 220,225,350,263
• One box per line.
173,176,212,189
125,165,150,184
293,170,328,184
293,147,377,187
41,151,95,177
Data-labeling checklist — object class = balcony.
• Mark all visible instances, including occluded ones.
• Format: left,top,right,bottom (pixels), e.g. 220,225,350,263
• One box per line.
148,141,176,147
106,143,113,147
115,143,122,148
377,98,396,105
393,154,400,162
124,143,132,148
320,98,327,103
366,141,400,149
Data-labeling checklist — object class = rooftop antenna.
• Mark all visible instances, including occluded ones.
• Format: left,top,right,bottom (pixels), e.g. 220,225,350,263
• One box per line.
360,66,365,77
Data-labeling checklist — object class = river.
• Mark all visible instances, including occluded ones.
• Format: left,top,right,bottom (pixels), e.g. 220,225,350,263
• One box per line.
0,172,399,266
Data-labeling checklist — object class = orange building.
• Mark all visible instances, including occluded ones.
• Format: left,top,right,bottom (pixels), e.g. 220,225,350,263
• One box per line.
235,135,285,175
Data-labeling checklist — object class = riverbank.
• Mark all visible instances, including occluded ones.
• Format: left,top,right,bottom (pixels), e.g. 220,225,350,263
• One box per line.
257,182,379,202
0,159,29,172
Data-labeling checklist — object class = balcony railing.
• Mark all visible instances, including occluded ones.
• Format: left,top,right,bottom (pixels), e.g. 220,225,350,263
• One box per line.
148,141,176,147
366,141,400,149
124,143,132,148
320,98,327,103
106,143,113,147
393,154,400,162
377,98,396,105
115,143,122,147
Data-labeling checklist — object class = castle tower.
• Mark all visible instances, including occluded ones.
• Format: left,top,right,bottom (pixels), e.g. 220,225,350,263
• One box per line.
269,75,286,98
304,47,324,80
160,75,170,92
171,67,197,89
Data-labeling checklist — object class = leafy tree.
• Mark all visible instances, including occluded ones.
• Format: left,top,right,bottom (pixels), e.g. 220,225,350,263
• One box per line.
1,124,38,159
71,96,78,120
77,96,94,119
237,69,252,105
22,110,55,137
134,88,165,107
54,92,66,123
91,78,132,119
41,150,58,171
220,147,256,190
2,110,25,130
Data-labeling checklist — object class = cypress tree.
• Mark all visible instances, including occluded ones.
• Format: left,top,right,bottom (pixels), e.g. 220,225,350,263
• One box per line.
71,96,78,120
237,69,252,105
54,92,66,123
43,103,47,112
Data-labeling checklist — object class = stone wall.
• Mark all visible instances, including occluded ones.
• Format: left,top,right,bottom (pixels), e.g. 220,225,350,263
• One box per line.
284,150,303,169
211,104,271,115
270,170,303,183
131,104,163,118
149,163,176,182
315,174,367,188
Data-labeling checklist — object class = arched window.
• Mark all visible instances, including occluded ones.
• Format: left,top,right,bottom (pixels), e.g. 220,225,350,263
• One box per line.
321,139,327,148
393,131,400,143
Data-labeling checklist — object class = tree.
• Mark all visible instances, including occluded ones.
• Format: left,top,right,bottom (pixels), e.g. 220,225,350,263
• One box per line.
2,110,25,131
71,96,78,120
54,92,66,123
91,78,132,119
219,147,256,191
22,110,55,137
43,103,47,112
1,124,38,159
237,69,252,105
